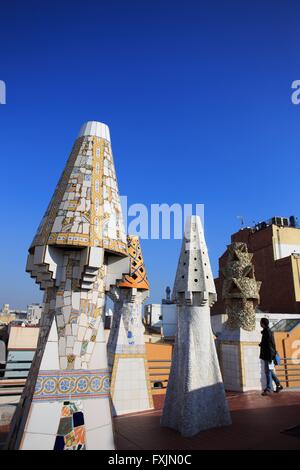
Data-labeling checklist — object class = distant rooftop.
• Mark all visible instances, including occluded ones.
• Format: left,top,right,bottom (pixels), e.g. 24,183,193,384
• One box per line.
237,215,299,233
254,215,299,230
254,216,298,232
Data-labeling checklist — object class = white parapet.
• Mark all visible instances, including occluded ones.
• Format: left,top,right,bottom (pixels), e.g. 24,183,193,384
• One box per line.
217,322,267,392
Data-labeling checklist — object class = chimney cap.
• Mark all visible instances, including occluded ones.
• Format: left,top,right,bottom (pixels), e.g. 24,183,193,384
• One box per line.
78,121,110,141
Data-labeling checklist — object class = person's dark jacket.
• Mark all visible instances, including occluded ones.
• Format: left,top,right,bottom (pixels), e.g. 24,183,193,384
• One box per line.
259,327,276,362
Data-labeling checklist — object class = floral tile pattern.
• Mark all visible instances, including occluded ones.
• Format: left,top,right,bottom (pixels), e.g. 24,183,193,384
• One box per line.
33,369,110,401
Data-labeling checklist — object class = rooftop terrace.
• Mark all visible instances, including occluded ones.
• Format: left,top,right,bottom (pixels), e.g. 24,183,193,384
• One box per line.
114,391,300,450
1,390,300,449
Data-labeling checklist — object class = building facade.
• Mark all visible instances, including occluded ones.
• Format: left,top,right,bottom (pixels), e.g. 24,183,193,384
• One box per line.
212,217,300,315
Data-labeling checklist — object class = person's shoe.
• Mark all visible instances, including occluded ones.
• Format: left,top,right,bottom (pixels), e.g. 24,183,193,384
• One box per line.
261,389,273,396
275,384,283,393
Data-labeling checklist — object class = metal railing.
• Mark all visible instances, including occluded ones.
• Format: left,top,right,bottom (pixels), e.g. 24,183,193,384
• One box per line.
147,359,171,389
146,357,300,390
274,358,300,388
1,357,299,396
0,360,31,397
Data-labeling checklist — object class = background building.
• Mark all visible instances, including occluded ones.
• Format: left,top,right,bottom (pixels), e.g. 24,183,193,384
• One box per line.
212,216,300,315
0,305,25,325
26,304,43,325
144,287,177,340
0,304,43,326
144,304,163,331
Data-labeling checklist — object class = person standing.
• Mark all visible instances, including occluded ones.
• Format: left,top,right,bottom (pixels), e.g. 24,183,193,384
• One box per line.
259,317,283,396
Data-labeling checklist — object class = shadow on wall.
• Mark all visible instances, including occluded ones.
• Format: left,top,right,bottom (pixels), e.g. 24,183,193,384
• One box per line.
216,338,267,392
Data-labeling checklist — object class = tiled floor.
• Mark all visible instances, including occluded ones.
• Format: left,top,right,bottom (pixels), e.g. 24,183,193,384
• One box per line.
1,391,300,449
114,391,300,450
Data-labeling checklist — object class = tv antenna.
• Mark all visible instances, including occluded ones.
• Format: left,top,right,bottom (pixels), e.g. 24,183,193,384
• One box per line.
237,215,244,227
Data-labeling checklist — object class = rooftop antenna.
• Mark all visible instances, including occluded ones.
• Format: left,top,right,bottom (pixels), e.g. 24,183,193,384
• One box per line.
237,216,244,228
166,286,171,301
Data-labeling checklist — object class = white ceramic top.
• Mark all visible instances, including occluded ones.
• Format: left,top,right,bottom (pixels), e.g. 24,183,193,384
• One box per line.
78,121,111,141
172,215,216,298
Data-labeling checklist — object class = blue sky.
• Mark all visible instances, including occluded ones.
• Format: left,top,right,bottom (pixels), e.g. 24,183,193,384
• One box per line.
0,0,300,308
